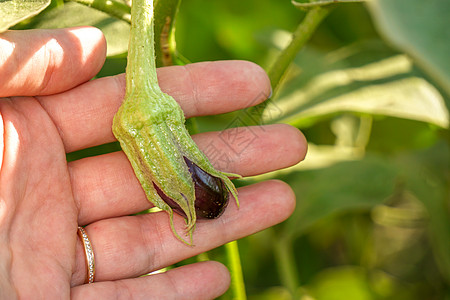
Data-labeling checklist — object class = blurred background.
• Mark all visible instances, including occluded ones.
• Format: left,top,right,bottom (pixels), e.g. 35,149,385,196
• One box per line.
9,0,449,299
173,2,450,299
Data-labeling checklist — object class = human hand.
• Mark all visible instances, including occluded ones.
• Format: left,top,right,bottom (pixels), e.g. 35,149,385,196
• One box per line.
0,27,307,299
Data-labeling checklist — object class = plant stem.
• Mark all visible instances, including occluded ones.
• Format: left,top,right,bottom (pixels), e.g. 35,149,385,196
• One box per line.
125,0,160,95
67,0,131,23
153,0,182,67
225,241,247,300
244,6,331,125
269,6,330,92
68,0,182,68
273,231,301,299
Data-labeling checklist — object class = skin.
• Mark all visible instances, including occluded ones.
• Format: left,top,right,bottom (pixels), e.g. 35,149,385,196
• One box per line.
0,27,307,299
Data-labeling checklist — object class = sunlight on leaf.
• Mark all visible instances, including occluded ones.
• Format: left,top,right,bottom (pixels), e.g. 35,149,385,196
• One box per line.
30,2,130,56
275,55,414,112
269,55,449,128
283,77,448,128
247,144,363,182
0,0,51,32
307,267,393,300
368,0,450,100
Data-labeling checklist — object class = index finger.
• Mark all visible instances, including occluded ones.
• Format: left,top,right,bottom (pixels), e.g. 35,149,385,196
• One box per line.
38,60,272,153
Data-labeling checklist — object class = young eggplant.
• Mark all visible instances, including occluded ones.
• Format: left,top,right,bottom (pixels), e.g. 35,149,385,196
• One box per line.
153,157,230,220
112,0,239,244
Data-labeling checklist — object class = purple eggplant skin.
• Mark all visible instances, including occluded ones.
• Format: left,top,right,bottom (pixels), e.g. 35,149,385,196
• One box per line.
153,157,230,219
185,157,230,219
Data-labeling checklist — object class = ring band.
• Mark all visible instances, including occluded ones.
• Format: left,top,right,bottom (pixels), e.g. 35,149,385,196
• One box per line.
77,226,95,284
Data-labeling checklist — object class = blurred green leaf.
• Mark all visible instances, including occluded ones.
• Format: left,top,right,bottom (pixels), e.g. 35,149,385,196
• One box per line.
248,287,291,300
67,0,131,23
270,55,449,128
396,142,450,284
292,0,364,9
368,0,450,101
29,2,130,56
283,77,448,128
175,0,303,63
283,156,398,238
305,266,415,300
96,53,127,77
0,0,51,32
260,31,397,84
307,267,375,300
368,118,441,154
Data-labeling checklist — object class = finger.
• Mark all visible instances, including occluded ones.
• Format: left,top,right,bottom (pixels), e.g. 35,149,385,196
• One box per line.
70,124,306,224
72,180,295,284
37,60,271,152
0,27,106,97
71,261,230,300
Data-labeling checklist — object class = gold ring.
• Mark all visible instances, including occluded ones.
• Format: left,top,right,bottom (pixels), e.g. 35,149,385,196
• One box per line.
77,226,95,284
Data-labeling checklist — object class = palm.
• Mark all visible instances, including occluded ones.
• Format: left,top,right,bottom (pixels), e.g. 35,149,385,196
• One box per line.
0,27,307,299
1,97,78,297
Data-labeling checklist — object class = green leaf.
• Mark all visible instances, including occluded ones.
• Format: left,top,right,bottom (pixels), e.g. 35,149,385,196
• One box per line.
396,142,450,284
367,0,450,101
307,267,375,300
247,287,292,300
270,55,449,128
280,142,450,284
0,0,51,32
292,0,364,9
282,156,398,238
284,77,448,128
67,0,131,24
368,117,441,154
29,2,130,56
305,266,409,300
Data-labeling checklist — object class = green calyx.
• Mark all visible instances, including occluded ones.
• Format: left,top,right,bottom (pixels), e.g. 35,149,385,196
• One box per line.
112,0,239,245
